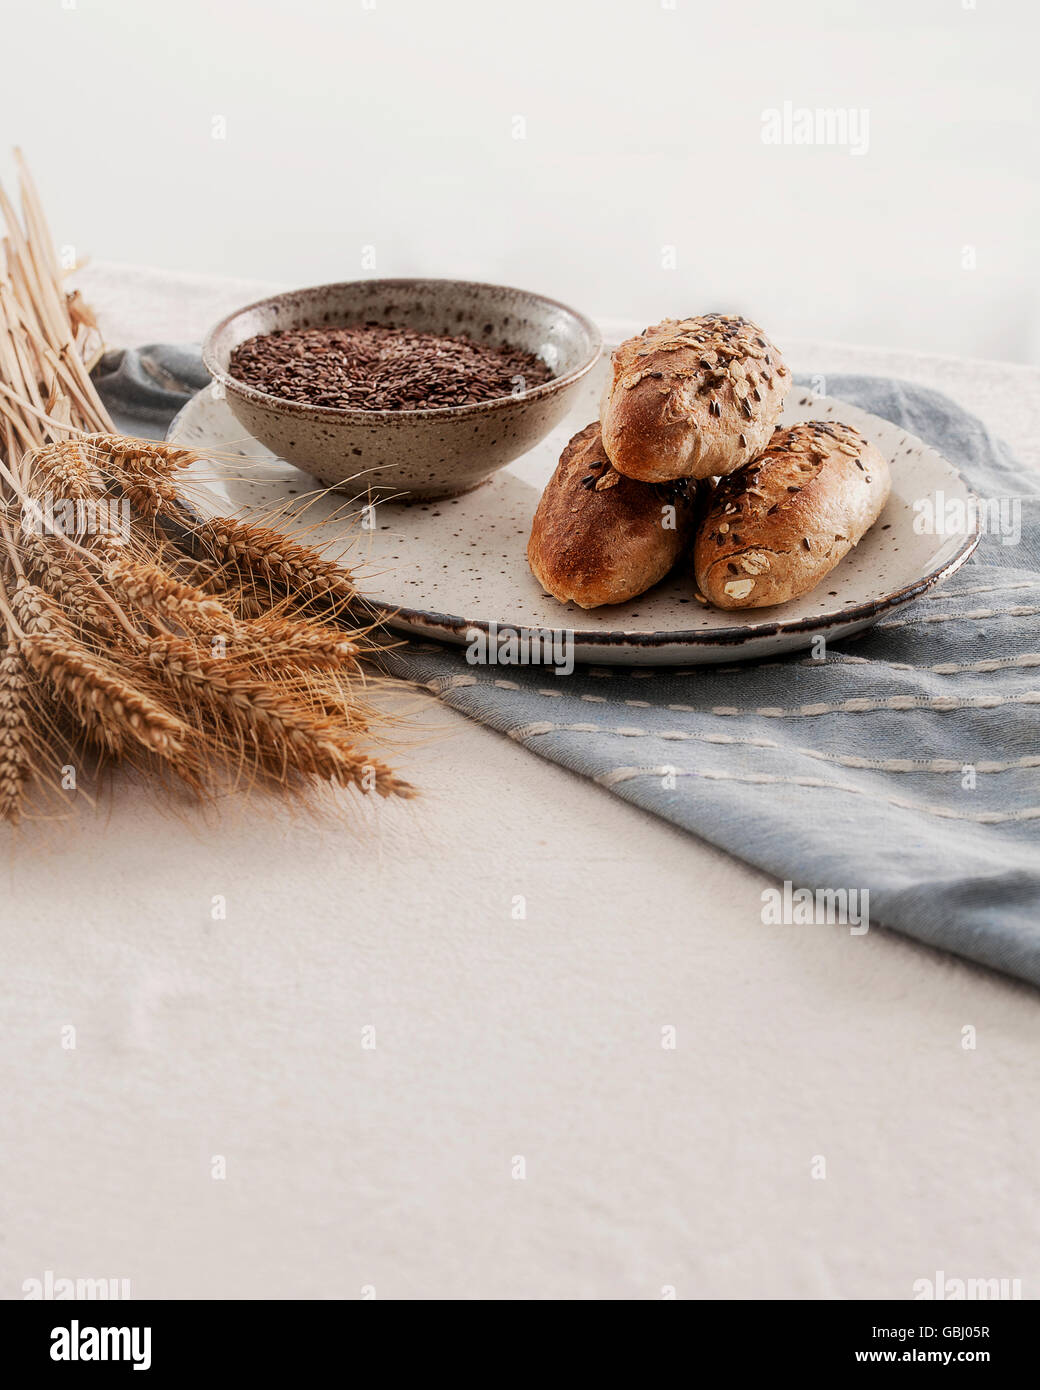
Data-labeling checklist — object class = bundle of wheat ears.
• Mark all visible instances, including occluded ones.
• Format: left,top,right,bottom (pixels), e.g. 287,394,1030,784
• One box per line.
0,150,412,824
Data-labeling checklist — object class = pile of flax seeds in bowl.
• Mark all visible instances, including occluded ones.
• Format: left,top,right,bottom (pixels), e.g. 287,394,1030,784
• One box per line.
228,323,553,411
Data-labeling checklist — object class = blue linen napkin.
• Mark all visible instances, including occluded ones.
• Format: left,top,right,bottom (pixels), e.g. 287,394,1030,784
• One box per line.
97,346,1040,987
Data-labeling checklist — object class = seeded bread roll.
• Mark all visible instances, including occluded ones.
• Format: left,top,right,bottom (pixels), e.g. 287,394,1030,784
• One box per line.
693,420,890,609
528,421,697,609
600,314,791,483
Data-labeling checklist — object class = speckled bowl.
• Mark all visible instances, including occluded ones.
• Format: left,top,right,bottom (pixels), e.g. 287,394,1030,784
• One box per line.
202,278,601,501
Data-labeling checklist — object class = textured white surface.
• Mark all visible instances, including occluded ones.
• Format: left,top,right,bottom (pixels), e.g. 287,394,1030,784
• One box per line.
1,263,1038,1301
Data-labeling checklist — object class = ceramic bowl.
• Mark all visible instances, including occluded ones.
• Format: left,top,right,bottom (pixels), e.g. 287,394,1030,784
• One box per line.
202,278,601,501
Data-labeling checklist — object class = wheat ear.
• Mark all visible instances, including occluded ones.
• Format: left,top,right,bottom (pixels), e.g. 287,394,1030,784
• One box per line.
82,435,198,519
26,439,104,501
144,633,411,797
14,583,187,758
102,556,229,622
188,516,358,607
0,639,30,823
216,614,361,673
84,435,197,472
19,530,118,637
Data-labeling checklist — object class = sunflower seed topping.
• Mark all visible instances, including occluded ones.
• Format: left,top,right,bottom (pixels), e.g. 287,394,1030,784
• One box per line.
723,578,755,599
740,552,771,574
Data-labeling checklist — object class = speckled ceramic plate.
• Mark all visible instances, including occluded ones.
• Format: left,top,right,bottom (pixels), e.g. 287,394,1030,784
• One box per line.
167,357,980,665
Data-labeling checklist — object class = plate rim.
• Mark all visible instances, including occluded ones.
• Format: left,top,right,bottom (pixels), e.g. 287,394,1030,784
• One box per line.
344,533,981,648
166,387,982,651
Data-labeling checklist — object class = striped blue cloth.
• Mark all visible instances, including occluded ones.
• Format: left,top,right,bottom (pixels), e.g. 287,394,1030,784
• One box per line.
98,348,1040,987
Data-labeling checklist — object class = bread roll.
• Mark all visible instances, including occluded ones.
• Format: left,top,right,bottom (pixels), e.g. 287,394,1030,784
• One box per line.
693,420,890,609
601,314,790,483
528,422,697,609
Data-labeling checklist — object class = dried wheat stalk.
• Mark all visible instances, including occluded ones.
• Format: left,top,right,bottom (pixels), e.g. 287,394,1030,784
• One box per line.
0,148,412,823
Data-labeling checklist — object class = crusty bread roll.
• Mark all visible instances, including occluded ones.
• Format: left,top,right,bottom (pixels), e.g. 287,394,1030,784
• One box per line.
528,422,697,609
600,314,790,483
693,419,890,609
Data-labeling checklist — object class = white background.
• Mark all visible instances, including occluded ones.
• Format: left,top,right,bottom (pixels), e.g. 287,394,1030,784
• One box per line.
2,0,1038,363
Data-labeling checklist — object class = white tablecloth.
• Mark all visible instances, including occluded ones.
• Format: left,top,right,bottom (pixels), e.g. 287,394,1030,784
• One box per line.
3,263,1038,1300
